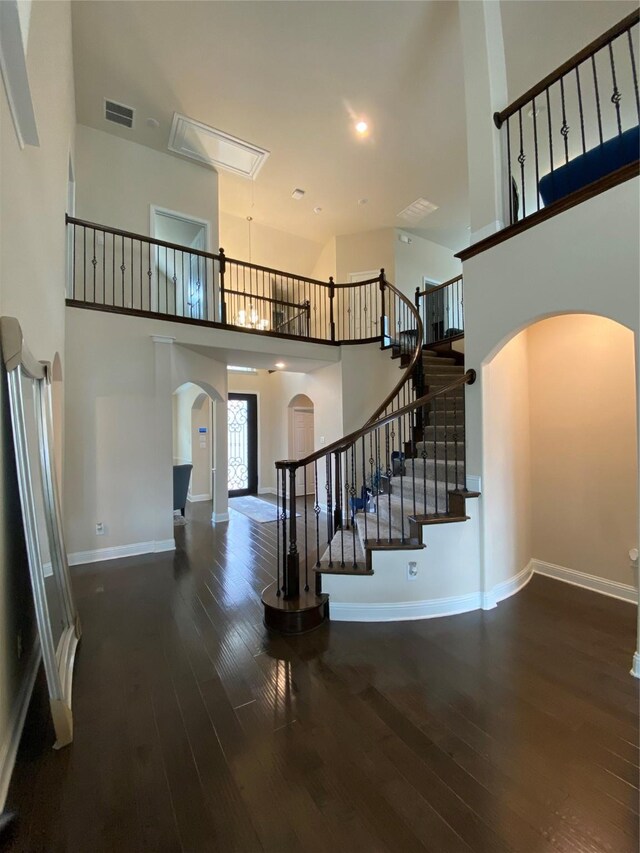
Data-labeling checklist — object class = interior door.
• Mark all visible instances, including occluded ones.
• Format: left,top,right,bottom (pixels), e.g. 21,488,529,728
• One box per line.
227,393,258,496
293,408,314,493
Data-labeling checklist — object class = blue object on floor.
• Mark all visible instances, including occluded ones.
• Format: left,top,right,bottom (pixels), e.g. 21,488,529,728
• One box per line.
538,125,639,207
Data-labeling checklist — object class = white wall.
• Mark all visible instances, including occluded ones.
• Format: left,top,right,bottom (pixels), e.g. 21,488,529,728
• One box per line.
335,228,395,284
464,178,640,598
64,309,227,558
219,211,323,276
0,0,75,808
75,124,219,243
394,229,461,301
528,315,637,586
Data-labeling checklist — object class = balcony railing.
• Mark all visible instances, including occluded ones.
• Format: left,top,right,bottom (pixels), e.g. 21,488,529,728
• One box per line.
494,10,639,227
415,276,464,347
65,216,421,351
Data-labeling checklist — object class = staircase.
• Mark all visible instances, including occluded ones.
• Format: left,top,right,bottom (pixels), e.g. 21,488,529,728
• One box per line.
263,281,480,632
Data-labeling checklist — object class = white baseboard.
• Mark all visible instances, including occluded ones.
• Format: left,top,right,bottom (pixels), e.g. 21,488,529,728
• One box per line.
187,493,211,503
331,563,532,623
212,512,229,523
482,562,534,610
68,538,175,566
258,487,276,495
466,474,482,493
0,639,41,811
532,559,637,603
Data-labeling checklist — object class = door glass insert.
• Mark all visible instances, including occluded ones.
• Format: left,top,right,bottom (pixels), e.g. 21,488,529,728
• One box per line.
228,398,249,491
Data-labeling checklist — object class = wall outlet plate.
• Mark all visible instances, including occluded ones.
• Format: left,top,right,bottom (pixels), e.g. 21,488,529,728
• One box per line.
407,561,418,581
95,522,105,535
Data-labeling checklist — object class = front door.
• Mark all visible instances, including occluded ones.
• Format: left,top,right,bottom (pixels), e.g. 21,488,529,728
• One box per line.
227,393,258,496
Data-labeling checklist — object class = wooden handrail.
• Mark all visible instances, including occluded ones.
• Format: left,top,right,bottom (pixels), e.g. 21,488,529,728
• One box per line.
494,9,640,128
416,274,463,299
362,277,424,427
283,369,476,470
66,214,222,262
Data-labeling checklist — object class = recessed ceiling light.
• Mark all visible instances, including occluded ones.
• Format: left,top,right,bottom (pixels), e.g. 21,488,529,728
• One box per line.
291,188,305,200
355,120,368,135
358,198,368,206
313,206,322,214
275,361,285,369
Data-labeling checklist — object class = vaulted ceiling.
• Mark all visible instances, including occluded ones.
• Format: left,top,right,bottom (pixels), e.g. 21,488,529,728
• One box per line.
71,1,636,253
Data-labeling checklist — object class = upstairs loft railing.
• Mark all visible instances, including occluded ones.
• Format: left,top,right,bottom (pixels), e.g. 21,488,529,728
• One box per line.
66,215,418,352
415,275,464,348
494,10,639,228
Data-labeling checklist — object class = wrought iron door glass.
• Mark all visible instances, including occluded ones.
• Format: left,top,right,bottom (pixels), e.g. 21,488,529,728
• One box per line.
228,393,258,495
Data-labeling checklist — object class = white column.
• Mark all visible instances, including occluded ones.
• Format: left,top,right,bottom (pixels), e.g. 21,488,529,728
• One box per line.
151,335,176,549
212,398,228,523
459,0,508,242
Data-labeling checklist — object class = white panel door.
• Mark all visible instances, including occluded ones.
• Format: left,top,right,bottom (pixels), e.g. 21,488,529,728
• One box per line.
293,409,314,494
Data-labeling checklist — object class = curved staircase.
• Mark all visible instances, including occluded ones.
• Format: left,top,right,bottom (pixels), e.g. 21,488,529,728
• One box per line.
262,277,479,633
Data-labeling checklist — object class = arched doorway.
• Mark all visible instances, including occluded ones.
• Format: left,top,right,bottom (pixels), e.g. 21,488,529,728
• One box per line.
288,394,314,494
482,313,638,662
172,380,226,522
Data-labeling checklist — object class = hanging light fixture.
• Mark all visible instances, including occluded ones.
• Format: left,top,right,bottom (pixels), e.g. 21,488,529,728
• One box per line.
234,212,269,331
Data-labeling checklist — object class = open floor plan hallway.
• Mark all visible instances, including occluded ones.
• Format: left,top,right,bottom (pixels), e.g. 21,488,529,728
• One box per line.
4,501,639,853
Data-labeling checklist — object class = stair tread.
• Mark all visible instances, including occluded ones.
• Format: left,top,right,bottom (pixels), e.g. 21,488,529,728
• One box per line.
314,562,372,576
449,489,481,498
410,513,470,525
364,537,425,550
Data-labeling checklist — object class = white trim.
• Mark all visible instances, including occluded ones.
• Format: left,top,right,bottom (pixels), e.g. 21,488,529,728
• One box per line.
331,563,533,622
187,493,211,503
0,639,41,811
532,559,637,603
466,474,481,492
149,205,212,251
0,0,39,149
212,512,229,523
482,562,534,610
258,486,277,495
67,538,175,566
150,335,176,345
631,652,640,679
469,220,504,244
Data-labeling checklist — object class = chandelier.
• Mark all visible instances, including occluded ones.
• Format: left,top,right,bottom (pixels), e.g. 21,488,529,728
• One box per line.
236,303,269,330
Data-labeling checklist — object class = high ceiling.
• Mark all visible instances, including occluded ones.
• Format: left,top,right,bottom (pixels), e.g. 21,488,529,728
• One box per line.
71,1,469,250
71,1,636,254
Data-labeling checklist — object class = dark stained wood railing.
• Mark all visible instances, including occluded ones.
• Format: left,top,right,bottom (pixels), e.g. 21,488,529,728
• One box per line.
416,275,464,348
459,11,639,262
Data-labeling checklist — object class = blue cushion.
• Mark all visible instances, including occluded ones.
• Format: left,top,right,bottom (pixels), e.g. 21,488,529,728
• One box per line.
538,125,639,207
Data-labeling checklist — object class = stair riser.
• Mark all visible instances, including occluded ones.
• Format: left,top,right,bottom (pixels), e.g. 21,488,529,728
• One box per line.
423,365,465,376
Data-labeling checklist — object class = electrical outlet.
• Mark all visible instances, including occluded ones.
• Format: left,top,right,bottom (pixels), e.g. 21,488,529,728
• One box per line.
407,561,418,582
95,522,105,535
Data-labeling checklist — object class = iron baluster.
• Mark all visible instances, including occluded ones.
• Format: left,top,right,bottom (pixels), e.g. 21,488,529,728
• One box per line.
608,41,623,135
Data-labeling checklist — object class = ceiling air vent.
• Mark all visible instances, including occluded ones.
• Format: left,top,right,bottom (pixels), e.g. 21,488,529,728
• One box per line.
397,197,438,223
104,99,134,129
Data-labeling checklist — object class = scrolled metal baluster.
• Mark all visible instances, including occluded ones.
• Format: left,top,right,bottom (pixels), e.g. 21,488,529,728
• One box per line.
314,461,321,568
276,468,281,595
592,54,604,145
629,28,639,122
608,41,623,135
517,108,527,216
559,76,570,163
350,444,357,568
443,391,450,513
304,465,309,591
326,455,333,567
532,96,541,211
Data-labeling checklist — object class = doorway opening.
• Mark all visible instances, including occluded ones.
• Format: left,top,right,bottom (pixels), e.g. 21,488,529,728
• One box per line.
172,382,219,521
151,206,212,319
288,394,315,495
228,393,258,497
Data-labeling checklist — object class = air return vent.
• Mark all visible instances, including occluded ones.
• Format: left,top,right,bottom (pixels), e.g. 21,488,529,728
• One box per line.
397,197,438,223
104,99,134,128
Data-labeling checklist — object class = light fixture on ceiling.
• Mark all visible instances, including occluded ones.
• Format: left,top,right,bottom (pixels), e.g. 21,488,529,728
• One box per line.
313,206,322,214
355,120,369,135
398,233,412,244
358,198,368,206
291,188,305,200
275,362,285,369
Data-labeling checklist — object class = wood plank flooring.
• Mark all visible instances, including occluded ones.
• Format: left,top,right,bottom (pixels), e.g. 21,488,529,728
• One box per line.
4,499,639,852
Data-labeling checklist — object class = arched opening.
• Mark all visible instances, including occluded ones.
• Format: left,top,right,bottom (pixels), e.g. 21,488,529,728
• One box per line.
483,313,638,635
172,380,226,523
288,394,315,494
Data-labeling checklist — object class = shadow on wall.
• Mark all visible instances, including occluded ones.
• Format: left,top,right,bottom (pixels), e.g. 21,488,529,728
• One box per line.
483,312,638,590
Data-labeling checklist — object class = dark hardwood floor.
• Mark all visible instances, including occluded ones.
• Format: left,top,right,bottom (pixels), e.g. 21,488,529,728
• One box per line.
4,499,639,852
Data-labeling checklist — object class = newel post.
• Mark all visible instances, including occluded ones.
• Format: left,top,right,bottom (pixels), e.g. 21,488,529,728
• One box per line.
379,268,386,348
218,247,227,324
328,277,336,341
282,461,300,599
